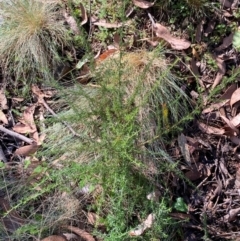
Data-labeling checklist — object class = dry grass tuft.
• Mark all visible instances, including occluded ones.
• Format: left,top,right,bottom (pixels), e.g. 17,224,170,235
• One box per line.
0,0,71,82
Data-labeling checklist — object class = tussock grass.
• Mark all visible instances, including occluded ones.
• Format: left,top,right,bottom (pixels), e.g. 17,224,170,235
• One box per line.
0,0,71,82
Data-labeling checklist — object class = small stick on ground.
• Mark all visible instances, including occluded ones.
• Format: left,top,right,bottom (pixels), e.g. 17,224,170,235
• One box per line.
41,101,81,137
0,125,34,144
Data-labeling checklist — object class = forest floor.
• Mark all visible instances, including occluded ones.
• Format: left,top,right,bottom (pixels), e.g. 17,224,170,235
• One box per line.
1,0,240,240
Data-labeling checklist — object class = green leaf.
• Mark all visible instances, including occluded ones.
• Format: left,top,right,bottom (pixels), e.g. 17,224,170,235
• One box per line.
233,31,240,51
24,159,31,169
174,197,188,212
33,165,47,174
76,57,89,69
0,161,5,168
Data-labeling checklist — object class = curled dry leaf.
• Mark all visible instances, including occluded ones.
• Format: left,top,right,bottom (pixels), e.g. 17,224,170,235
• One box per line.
211,57,226,89
80,3,88,25
129,213,155,236
197,121,225,135
154,23,191,50
220,114,239,134
62,226,95,241
132,0,155,9
230,88,240,108
14,143,38,156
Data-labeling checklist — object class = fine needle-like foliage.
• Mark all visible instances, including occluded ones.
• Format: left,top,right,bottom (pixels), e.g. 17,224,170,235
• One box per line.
24,47,191,240
0,0,71,82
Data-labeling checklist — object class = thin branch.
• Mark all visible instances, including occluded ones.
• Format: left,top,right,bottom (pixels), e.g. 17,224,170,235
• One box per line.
0,125,34,144
42,100,81,137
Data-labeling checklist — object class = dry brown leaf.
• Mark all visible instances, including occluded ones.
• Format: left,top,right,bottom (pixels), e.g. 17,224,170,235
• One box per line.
178,133,191,166
0,88,8,110
230,88,240,108
12,104,37,134
202,100,229,114
14,143,38,156
0,110,8,125
80,3,88,25
230,135,240,145
211,57,226,89
63,226,95,241
129,213,155,236
220,114,239,134
87,212,104,227
96,49,118,62
12,123,36,134
22,105,37,129
185,163,211,181
132,0,155,8
190,58,200,76
223,207,240,222
41,235,67,241
197,121,225,135
31,85,45,97
230,113,240,127
87,212,98,226
154,23,191,50
92,20,131,28
215,33,234,51
220,83,237,100
145,37,161,46
195,19,204,42
63,11,79,35
31,85,47,104
219,0,234,8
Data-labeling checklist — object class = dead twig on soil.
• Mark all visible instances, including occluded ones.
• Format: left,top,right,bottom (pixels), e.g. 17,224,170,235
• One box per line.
0,125,34,144
42,101,81,137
